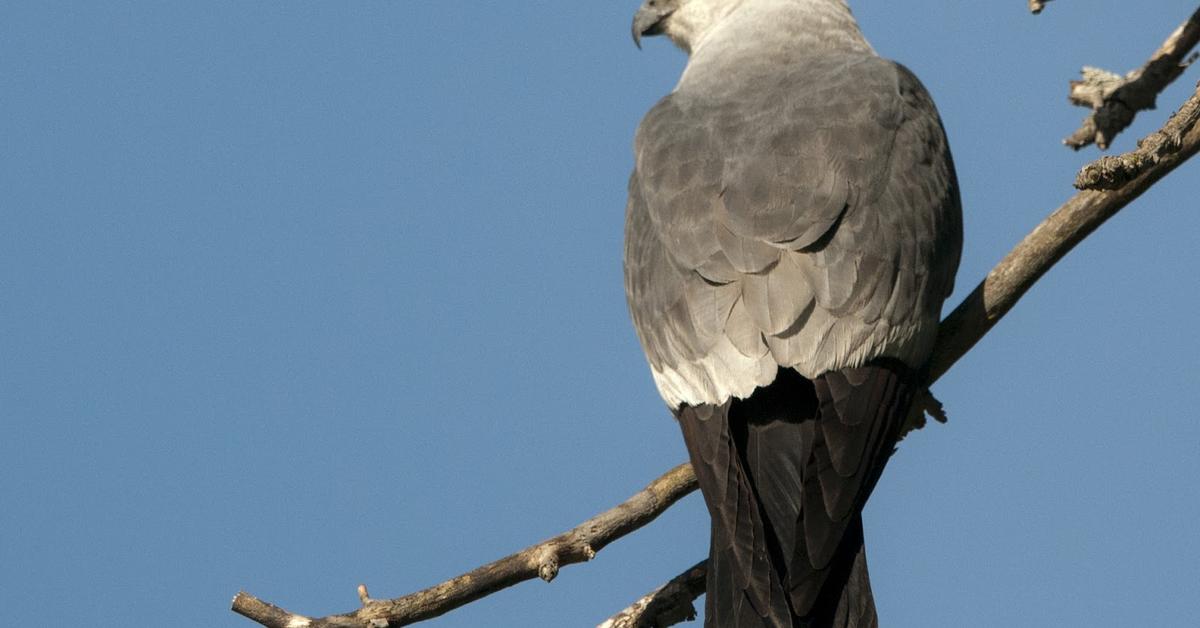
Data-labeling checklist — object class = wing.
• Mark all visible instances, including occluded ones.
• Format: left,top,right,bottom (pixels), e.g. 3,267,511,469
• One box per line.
624,54,961,408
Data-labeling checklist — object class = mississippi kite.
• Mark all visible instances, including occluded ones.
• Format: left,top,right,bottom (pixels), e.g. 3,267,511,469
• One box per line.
624,1,962,626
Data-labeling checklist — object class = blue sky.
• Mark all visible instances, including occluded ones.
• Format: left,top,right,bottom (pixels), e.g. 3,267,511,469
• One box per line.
2,2,1198,626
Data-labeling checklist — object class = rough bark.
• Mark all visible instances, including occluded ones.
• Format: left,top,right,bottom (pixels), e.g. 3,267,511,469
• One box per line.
929,80,1200,381
1064,6,1200,150
233,464,698,627
1075,80,1200,189
597,561,708,628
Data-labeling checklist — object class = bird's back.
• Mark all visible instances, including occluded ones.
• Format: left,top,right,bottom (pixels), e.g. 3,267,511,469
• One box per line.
626,53,961,408
624,2,961,624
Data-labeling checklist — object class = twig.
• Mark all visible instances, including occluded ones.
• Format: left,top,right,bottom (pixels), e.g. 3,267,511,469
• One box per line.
1075,81,1200,189
232,463,698,627
597,561,707,628
1064,6,1200,150
604,78,1200,628
930,87,1200,381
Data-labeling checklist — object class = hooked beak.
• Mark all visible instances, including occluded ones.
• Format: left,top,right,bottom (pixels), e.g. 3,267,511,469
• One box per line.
632,3,672,49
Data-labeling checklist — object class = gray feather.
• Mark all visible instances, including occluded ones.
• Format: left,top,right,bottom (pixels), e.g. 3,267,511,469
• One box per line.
626,53,961,408
625,3,962,626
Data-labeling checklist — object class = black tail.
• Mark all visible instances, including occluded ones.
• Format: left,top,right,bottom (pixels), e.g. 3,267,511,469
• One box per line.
676,362,915,627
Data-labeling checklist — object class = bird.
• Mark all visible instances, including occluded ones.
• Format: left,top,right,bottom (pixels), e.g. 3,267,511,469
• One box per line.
623,1,963,626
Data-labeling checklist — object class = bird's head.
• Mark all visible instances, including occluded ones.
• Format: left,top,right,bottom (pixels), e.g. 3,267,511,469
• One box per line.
632,0,742,54
632,1,864,56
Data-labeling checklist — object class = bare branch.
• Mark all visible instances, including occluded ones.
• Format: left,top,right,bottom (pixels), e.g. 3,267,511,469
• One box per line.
930,87,1200,381
607,78,1200,628
1075,81,1200,189
235,84,1200,627
1065,6,1200,150
233,463,698,627
597,561,707,628
234,20,1200,628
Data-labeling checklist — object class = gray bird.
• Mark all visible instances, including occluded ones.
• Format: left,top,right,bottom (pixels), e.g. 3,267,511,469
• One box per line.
624,0,962,625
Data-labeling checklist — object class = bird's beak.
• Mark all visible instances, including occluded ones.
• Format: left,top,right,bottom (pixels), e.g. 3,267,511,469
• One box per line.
632,3,672,50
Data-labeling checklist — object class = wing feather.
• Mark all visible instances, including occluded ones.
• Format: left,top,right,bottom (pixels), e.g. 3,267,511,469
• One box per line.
625,54,960,409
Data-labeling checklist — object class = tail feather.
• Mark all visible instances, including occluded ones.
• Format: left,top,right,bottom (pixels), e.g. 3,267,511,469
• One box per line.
676,361,915,627
833,538,879,628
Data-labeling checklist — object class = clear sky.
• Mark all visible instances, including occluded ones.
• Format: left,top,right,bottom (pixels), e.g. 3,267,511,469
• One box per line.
2,2,1198,626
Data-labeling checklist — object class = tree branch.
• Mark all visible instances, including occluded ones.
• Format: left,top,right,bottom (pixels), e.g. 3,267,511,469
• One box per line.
1064,6,1200,150
603,76,1200,628
1074,81,1200,189
597,561,707,628
1028,0,1053,15
930,79,1200,381
235,21,1200,628
232,463,698,627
